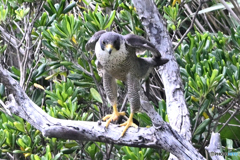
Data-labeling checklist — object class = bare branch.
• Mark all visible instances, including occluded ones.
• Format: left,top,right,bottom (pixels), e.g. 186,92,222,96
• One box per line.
219,0,240,24
0,65,205,160
132,0,191,142
173,1,203,51
0,26,26,57
217,108,240,133
131,1,193,159
205,132,224,160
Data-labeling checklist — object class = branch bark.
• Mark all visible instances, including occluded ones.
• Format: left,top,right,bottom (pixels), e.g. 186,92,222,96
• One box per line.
205,132,224,160
0,26,26,57
0,65,204,160
131,0,192,159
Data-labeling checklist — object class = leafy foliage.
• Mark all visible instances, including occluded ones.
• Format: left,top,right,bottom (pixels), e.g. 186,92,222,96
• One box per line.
0,0,240,159
176,28,240,157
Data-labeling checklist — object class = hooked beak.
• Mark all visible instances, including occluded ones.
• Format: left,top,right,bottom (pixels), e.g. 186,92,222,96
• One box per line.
105,44,113,54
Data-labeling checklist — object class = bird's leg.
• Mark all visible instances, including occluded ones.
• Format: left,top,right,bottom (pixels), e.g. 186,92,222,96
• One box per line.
120,113,138,137
102,103,125,128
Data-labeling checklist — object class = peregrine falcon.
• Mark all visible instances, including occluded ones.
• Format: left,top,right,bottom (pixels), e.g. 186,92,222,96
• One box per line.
86,30,168,136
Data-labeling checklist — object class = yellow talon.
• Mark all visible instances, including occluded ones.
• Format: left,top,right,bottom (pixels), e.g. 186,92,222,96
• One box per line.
102,104,125,128
120,113,138,137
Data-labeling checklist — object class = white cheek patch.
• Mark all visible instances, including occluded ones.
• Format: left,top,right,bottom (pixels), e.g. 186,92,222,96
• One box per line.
95,40,127,66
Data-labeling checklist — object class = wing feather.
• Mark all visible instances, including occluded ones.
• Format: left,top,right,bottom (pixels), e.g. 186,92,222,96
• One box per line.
123,34,161,58
85,30,106,51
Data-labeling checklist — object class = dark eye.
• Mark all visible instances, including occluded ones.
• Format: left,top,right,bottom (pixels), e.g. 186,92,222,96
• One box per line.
114,40,117,44
102,41,106,45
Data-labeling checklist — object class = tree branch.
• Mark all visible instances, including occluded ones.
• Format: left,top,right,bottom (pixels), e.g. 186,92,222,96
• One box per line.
0,65,204,160
132,0,191,145
132,1,192,159
205,132,224,160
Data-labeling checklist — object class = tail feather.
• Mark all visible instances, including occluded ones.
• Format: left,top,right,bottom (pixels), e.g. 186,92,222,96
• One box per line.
153,57,169,67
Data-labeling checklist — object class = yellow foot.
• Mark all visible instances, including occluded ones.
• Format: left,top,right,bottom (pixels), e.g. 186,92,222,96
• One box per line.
120,113,138,137
102,110,125,128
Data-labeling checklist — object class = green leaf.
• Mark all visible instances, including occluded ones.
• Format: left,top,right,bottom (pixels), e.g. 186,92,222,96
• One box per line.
47,0,57,14
0,83,4,96
103,10,115,29
53,153,63,160
65,141,78,148
42,49,58,60
22,135,31,146
0,130,6,146
60,61,73,67
137,113,151,125
62,2,76,14
45,90,59,100
45,145,52,159
210,69,219,84
95,151,103,160
57,0,66,16
32,154,41,160
17,138,27,148
199,99,210,116
54,24,68,38
96,12,104,29
218,113,240,140
14,122,26,133
43,4,54,15
226,138,233,150
194,118,210,136
13,150,28,154
11,66,20,77
61,147,77,154
198,2,237,15
46,14,56,27
219,98,233,106
90,88,103,103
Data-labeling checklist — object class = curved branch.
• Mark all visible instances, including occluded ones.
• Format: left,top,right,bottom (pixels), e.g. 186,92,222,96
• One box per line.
0,65,204,160
132,1,193,159
132,0,191,141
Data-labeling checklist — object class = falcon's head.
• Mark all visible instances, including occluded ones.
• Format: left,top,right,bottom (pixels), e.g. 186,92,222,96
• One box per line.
99,32,123,54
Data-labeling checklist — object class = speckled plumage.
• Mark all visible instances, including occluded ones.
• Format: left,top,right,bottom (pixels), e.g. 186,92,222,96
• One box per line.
86,30,168,136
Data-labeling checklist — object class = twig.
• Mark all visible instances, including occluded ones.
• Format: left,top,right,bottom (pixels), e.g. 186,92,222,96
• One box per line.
219,0,240,24
24,37,42,90
0,99,12,116
213,99,235,120
86,54,107,117
0,26,27,57
218,109,239,133
199,118,212,152
183,2,206,32
13,21,24,35
174,0,203,51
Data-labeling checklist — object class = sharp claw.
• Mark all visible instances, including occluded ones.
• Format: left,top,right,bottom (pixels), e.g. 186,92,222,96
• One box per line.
102,114,112,121
120,113,137,137
121,125,129,137
119,122,127,127
105,119,111,128
102,110,126,128
132,124,138,128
